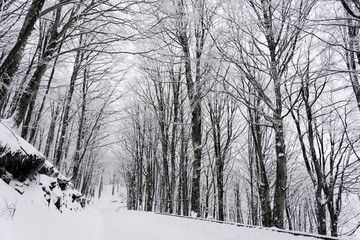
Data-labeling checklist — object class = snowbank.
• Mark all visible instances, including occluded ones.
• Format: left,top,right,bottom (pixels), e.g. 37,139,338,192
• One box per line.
0,120,45,181
0,119,83,215
0,120,44,157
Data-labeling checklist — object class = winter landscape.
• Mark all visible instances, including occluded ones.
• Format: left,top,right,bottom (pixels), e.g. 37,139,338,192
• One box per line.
1,0,360,239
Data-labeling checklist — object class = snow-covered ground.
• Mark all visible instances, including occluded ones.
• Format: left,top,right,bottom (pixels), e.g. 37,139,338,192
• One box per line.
0,183,354,240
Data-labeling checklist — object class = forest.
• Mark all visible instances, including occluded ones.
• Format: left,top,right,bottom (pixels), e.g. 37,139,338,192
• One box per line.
0,0,360,238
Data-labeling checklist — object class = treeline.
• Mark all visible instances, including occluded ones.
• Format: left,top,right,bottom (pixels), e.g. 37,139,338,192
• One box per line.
117,0,360,238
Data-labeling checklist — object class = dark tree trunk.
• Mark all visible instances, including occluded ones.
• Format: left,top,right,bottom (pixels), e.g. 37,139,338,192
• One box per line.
12,5,65,127
20,95,37,138
179,103,189,216
208,100,224,221
176,0,206,217
72,68,87,187
272,112,287,229
98,175,103,199
28,43,62,144
248,98,272,227
234,183,243,223
169,71,180,213
346,21,360,111
14,59,48,127
263,7,287,228
145,157,154,211
190,102,202,216
54,46,83,168
290,74,327,235
2,33,42,118
0,0,46,105
248,147,258,225
44,102,60,158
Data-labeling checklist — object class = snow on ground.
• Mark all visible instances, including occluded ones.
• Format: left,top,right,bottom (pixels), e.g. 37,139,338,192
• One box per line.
0,183,355,240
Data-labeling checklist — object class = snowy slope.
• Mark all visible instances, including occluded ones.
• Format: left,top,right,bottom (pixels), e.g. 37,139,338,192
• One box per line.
1,183,354,240
0,178,86,240
0,120,44,157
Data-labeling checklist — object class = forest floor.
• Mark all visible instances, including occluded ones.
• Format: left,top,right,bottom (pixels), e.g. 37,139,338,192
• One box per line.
0,182,354,240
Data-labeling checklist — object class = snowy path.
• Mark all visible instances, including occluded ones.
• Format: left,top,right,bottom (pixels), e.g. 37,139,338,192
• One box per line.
92,207,334,240
1,200,341,240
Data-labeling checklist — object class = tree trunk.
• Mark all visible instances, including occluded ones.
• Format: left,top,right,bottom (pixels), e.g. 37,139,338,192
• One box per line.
272,112,287,229
264,7,287,228
248,99,272,227
98,175,103,199
145,157,154,211
13,59,47,127
346,21,360,111
72,68,87,187
12,5,64,127
169,73,180,213
190,102,202,216
44,102,60,158
28,43,62,144
234,183,243,223
179,103,189,216
54,46,83,168
176,0,206,217
2,33,42,118
0,0,45,104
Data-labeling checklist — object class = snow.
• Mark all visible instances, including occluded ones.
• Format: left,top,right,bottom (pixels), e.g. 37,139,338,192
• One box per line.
1,183,355,240
0,120,44,157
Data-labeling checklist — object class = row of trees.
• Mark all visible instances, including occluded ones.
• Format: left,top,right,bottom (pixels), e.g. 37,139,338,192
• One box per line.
118,0,360,237
0,0,134,193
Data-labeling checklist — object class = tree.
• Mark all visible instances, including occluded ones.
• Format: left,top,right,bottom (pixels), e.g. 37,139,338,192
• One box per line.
342,0,360,111
173,0,212,217
138,59,183,213
0,0,46,106
218,0,315,228
206,90,238,221
54,38,84,169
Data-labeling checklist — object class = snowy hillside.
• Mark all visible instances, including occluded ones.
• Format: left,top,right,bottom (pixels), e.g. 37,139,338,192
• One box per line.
1,183,354,240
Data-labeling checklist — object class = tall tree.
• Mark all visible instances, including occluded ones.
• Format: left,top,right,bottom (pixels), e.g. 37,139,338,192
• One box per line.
342,0,360,110
219,0,315,228
174,0,212,217
0,0,46,107
207,91,238,221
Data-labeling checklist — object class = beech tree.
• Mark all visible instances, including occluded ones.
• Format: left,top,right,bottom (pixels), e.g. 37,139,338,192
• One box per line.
0,0,45,107
172,0,213,217
139,61,182,213
206,89,239,221
218,0,315,228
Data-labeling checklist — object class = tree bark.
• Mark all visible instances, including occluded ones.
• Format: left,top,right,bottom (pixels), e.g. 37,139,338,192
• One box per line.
346,20,360,111
176,0,206,216
28,43,62,143
0,0,45,105
72,68,87,188
44,102,60,159
54,46,83,168
12,5,66,127
248,98,272,227
169,69,180,213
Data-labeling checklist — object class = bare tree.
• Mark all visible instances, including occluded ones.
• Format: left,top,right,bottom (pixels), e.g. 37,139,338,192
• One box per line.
206,90,238,221
0,0,46,106
218,0,314,228
342,0,360,110
172,0,213,217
